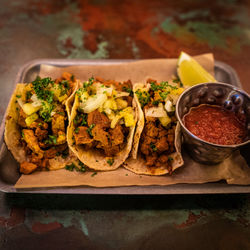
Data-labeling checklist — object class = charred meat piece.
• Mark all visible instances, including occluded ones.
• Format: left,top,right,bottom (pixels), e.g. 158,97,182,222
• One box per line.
18,108,27,127
35,127,48,141
29,119,48,130
44,143,68,159
103,144,120,156
145,154,158,166
87,110,110,129
20,162,38,174
74,126,93,145
110,124,124,146
52,113,65,135
22,129,43,158
92,125,109,147
139,120,176,167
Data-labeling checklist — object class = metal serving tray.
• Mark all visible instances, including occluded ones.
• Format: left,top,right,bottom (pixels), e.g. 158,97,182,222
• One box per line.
0,59,249,194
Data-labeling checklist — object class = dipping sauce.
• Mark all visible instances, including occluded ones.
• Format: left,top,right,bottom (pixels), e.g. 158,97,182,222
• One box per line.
183,104,247,145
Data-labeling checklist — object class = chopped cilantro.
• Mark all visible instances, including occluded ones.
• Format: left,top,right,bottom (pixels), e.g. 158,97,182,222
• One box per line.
74,113,87,126
26,91,32,100
195,121,199,125
77,161,86,172
57,111,64,116
91,172,97,177
45,135,57,145
150,143,158,152
74,127,80,134
122,86,133,96
159,91,170,100
59,80,70,96
21,131,24,138
151,81,177,91
135,90,150,107
16,95,21,98
65,163,76,171
152,100,160,106
70,74,75,81
32,76,54,104
107,158,114,166
87,124,95,137
39,101,54,122
82,77,94,90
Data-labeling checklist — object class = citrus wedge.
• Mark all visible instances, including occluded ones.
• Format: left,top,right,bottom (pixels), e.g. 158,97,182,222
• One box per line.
177,52,216,86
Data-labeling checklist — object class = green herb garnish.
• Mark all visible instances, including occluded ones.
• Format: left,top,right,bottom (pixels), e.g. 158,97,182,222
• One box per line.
74,127,80,134
151,81,177,91
150,143,158,152
159,91,170,100
45,135,57,145
77,161,86,172
122,86,133,96
39,101,54,122
26,91,32,100
87,124,95,137
91,172,97,177
107,158,114,166
16,95,21,98
135,90,150,107
152,100,160,105
65,163,76,171
32,76,54,104
70,74,75,81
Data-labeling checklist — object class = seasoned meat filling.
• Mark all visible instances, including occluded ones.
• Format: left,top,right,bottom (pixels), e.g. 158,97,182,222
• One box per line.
73,78,134,158
140,118,176,172
17,73,75,174
74,110,126,157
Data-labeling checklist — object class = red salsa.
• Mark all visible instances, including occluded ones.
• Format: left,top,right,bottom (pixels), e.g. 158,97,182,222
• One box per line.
183,104,247,145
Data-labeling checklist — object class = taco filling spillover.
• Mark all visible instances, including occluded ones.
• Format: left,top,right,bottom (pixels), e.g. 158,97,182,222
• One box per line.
68,77,137,171
4,72,78,174
125,78,184,175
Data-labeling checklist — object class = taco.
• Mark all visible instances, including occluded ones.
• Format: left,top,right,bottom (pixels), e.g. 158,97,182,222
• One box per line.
4,72,79,174
125,79,184,175
67,77,137,171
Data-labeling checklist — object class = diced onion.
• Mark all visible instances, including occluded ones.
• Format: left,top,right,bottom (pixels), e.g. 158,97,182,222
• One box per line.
115,91,130,98
164,100,175,112
80,94,107,113
31,94,42,107
145,103,168,117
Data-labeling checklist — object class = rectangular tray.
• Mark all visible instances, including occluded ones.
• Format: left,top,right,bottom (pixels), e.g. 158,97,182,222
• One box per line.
0,59,249,194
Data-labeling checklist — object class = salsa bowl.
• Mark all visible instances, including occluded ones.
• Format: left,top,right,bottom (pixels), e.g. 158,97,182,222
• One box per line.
176,82,250,164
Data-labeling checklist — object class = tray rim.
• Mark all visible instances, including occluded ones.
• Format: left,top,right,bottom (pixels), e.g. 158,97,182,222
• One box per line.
0,58,249,194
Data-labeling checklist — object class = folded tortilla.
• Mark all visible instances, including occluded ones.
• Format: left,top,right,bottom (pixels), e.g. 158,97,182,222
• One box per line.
4,74,79,173
125,82,184,175
67,78,137,171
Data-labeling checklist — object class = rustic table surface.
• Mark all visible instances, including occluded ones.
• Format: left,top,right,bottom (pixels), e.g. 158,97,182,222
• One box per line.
0,0,249,249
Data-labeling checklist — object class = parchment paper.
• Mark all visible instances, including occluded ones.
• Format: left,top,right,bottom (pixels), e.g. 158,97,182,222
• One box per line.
15,54,250,188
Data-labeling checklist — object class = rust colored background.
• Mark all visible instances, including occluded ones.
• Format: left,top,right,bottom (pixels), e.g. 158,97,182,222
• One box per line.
0,0,249,249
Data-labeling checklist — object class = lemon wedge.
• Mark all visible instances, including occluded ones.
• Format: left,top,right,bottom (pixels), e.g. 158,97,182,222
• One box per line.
177,52,216,86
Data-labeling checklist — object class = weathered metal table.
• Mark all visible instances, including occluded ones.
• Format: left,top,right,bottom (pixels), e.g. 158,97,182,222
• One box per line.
0,1,249,249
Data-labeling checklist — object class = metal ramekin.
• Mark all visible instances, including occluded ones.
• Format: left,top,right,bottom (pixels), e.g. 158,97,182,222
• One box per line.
176,82,250,165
